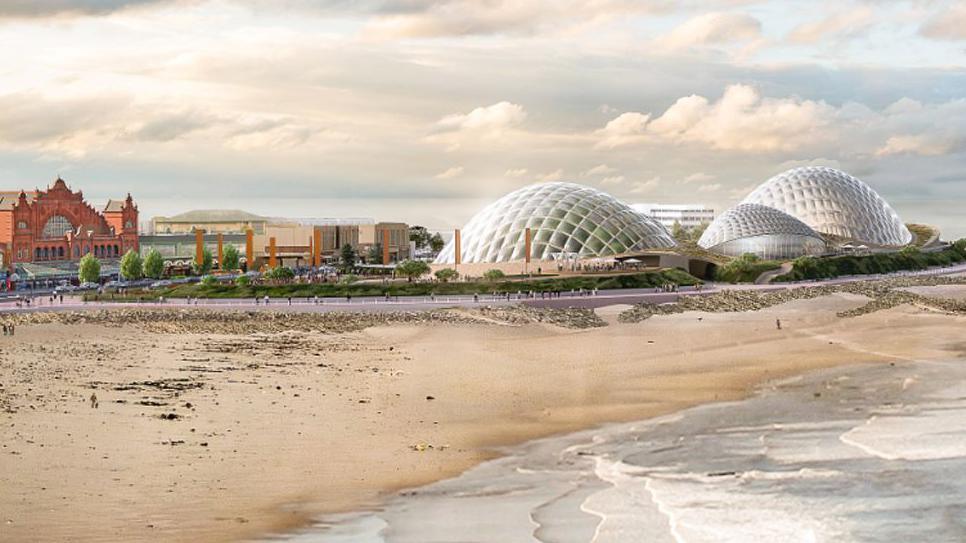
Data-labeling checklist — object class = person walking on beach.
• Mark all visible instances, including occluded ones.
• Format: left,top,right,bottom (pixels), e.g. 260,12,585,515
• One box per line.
89,393,98,409
776,318,782,330
2,324,7,336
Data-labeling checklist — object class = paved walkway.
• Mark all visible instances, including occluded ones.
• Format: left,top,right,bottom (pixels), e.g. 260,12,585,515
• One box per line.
1,263,964,315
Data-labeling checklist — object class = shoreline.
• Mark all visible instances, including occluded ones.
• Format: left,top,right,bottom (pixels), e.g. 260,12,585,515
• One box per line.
2,283,965,542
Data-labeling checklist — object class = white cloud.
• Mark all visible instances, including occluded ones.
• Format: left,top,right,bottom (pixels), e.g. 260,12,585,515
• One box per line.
683,172,715,184
656,12,762,51
597,84,834,152
435,165,465,179
600,175,625,185
583,163,617,176
539,169,564,182
697,182,722,192
628,176,660,194
876,135,953,157
505,168,529,178
786,7,875,44
437,101,527,132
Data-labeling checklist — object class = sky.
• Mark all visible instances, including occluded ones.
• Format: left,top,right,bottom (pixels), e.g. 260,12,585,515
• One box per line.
0,0,964,237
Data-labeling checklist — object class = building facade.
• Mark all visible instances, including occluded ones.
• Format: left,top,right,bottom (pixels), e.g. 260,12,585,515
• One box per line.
0,178,138,271
631,203,715,230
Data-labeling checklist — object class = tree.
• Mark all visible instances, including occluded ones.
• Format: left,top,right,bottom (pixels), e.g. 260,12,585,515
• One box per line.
192,246,213,275
671,220,687,241
221,244,240,271
409,226,431,249
79,254,100,284
691,222,710,242
340,243,357,272
142,248,164,279
395,259,430,282
429,232,445,253
434,268,458,282
483,269,505,281
368,243,383,263
119,249,143,280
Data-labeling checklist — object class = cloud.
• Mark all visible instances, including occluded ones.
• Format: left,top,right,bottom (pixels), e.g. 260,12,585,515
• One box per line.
436,101,527,132
696,182,721,192
539,169,564,182
0,0,179,18
919,5,966,41
504,168,528,178
583,164,617,176
628,177,660,194
600,175,625,185
683,172,715,183
434,165,465,179
786,7,875,44
656,12,762,51
597,84,834,152
126,110,215,142
876,135,955,157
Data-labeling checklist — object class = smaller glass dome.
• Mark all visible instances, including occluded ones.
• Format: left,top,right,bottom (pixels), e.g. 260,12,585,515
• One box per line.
699,203,827,260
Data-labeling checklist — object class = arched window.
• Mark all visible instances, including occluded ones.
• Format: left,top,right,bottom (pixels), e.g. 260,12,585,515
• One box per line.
114,245,119,256
17,221,27,230
84,246,90,255
58,247,64,259
34,248,41,260
42,215,74,238
73,246,80,258
43,248,49,259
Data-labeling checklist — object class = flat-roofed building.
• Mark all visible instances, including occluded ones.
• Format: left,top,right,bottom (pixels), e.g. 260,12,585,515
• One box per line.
151,209,267,235
631,203,715,230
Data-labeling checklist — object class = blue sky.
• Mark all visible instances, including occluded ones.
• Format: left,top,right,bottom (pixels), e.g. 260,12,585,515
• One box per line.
0,0,963,237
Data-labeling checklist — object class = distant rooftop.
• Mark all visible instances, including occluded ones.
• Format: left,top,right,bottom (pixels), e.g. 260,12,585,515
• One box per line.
154,209,267,223
271,217,376,226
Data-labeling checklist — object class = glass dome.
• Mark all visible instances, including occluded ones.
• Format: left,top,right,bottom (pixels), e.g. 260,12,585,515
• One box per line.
742,167,912,247
699,203,827,260
435,182,676,264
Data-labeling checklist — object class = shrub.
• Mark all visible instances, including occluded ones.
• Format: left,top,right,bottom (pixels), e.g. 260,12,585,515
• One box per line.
201,275,218,286
235,275,251,287
434,268,458,282
339,274,358,285
713,253,781,283
264,266,295,281
483,269,506,281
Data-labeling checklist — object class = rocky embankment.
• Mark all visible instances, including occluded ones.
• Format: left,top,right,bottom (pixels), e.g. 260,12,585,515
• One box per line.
0,305,604,333
619,275,966,323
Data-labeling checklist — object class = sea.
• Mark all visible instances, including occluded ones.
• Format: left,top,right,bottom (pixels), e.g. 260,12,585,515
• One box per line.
274,359,966,543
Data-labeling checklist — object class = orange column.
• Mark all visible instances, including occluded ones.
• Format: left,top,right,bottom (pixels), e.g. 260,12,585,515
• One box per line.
382,229,390,265
194,229,204,269
313,227,322,268
454,229,461,266
216,233,224,271
525,227,532,263
269,237,277,268
245,229,254,272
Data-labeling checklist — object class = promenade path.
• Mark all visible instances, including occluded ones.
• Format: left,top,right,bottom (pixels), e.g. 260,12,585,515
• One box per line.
1,262,965,315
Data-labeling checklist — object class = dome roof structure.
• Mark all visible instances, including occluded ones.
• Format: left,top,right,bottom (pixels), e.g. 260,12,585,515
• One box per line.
698,203,827,260
434,182,676,264
742,167,912,247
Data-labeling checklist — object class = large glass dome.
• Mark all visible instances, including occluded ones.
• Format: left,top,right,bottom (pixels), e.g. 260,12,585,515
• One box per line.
435,182,676,264
699,203,827,260
742,167,912,247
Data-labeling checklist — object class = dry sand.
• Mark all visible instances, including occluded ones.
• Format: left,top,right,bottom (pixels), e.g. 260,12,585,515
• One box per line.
2,293,965,542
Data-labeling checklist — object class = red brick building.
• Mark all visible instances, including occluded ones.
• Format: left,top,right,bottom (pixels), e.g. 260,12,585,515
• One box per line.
0,178,138,271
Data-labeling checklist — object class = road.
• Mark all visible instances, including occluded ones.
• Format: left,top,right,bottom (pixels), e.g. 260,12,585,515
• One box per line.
1,263,964,315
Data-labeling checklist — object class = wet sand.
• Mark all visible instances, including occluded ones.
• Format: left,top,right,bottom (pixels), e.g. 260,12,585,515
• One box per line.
1,293,965,542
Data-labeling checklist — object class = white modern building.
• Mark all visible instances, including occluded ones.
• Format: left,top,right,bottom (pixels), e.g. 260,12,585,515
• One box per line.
631,203,715,230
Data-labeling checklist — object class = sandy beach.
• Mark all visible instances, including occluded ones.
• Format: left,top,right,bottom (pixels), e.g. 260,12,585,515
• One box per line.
2,282,966,542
